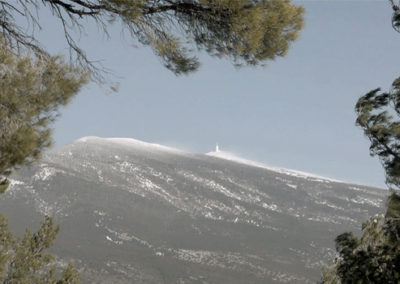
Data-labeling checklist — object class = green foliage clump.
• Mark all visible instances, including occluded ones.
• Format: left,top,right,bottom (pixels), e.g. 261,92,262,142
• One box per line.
0,39,88,191
0,214,79,283
355,77,400,188
321,199,400,283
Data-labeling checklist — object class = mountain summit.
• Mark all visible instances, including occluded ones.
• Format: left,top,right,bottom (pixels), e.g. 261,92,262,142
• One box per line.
1,137,385,283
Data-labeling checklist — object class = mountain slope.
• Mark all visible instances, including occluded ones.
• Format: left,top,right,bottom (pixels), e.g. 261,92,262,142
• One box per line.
1,137,385,283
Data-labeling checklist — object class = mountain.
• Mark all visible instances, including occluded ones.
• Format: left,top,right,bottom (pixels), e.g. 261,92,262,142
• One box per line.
1,136,385,283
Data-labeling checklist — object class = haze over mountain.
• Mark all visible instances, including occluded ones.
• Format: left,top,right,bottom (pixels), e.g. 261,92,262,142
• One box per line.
1,137,386,283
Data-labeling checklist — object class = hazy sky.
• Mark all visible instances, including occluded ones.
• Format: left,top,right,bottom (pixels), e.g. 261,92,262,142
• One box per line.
35,1,400,188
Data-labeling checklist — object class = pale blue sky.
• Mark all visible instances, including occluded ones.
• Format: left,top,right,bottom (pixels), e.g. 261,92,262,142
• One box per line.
36,1,400,188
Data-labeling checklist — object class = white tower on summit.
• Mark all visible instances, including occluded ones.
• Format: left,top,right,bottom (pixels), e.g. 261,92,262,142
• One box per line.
216,143,220,152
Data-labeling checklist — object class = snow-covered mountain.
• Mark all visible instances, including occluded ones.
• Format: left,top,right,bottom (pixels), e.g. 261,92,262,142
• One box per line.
1,137,386,283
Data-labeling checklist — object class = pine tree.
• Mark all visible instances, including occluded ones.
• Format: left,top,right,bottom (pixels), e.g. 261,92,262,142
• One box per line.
0,215,79,283
0,37,88,190
321,78,400,283
320,2,400,281
0,0,304,77
0,36,86,283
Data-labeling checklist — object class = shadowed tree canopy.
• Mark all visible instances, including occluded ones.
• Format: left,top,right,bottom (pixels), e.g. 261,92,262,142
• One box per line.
321,212,400,283
0,0,304,77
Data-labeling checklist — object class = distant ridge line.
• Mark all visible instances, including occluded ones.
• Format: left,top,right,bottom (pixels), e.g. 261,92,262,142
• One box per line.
72,136,380,188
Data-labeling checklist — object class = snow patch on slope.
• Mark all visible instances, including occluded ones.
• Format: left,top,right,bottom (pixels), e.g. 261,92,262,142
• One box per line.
33,165,65,181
